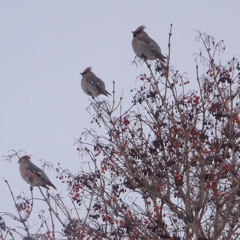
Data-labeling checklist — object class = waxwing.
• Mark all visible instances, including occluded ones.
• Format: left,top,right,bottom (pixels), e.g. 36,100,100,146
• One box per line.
132,25,166,62
18,155,56,190
80,67,111,97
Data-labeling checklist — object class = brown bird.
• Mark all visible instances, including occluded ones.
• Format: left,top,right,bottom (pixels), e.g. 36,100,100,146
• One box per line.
132,25,166,63
19,155,57,190
80,67,111,97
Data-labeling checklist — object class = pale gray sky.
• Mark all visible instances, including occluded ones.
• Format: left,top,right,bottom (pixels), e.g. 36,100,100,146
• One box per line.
0,0,240,231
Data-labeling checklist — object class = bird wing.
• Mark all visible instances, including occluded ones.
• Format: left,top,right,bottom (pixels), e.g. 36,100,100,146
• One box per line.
149,39,160,53
28,163,51,182
149,41,166,62
135,36,163,55
86,77,105,91
151,46,166,58
28,164,56,190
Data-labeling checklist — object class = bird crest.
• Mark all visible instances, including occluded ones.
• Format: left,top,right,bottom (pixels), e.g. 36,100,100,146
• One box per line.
81,66,92,75
18,155,31,163
134,25,146,34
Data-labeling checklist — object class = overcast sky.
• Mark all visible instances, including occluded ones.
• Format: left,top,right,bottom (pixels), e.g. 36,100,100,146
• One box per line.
0,0,240,230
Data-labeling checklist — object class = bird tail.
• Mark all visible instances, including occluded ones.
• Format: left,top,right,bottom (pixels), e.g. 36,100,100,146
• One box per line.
101,89,111,97
152,48,167,63
45,181,57,190
50,183,57,190
158,53,167,63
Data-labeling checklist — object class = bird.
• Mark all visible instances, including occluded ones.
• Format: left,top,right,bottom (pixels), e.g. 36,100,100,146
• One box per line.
132,25,166,63
80,67,111,97
18,155,57,190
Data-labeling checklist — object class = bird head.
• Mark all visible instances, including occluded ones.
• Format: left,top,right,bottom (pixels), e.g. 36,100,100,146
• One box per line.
80,66,92,76
132,25,146,37
18,155,31,164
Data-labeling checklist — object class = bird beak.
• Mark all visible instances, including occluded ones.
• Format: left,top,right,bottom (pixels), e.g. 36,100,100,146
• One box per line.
80,73,83,76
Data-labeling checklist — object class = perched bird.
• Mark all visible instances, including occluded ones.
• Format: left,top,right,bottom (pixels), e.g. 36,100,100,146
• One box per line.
18,155,57,190
80,67,111,97
132,25,166,62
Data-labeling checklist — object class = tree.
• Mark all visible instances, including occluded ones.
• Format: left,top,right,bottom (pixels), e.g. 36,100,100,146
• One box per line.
1,27,240,240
